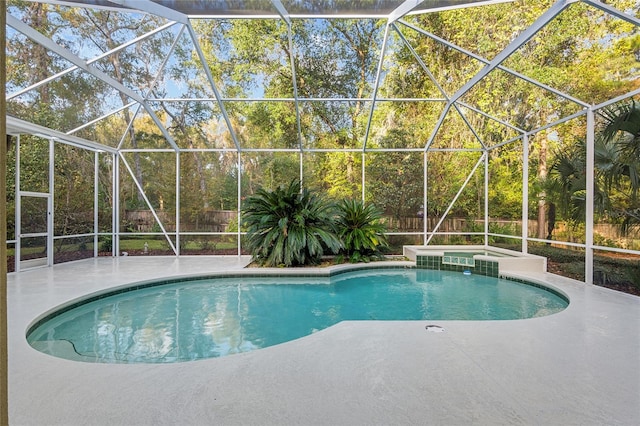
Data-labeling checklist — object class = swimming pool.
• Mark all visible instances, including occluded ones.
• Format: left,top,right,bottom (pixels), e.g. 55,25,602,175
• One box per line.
27,268,568,364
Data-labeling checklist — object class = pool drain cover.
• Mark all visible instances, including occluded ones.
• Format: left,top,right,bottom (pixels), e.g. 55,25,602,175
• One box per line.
425,325,444,333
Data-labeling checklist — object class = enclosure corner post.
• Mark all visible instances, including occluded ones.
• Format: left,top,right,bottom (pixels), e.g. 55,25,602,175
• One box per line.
1,1,10,423
484,149,489,246
522,133,529,254
585,108,595,285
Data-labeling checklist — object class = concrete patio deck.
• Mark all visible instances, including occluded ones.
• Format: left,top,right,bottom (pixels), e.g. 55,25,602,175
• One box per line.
7,256,640,425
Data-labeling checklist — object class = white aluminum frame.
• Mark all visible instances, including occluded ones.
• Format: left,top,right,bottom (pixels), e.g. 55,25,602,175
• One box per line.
5,0,640,284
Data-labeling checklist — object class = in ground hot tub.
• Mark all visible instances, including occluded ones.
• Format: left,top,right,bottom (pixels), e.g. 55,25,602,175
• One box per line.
403,245,547,276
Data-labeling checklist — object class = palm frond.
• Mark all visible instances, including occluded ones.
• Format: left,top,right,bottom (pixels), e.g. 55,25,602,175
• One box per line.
336,199,388,262
241,179,341,266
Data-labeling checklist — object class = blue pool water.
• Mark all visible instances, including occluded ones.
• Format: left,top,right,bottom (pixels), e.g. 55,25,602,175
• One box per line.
27,269,568,364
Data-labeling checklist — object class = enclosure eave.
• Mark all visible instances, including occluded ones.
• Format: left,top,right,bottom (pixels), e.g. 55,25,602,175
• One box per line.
6,116,117,153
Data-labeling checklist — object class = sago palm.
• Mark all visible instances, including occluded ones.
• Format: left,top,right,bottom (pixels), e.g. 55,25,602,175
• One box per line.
336,199,388,263
241,180,342,267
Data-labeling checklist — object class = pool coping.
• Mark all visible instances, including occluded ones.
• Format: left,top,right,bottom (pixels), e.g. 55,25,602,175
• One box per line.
7,256,640,425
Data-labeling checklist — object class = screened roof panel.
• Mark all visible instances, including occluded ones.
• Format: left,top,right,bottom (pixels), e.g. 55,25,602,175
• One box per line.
605,0,640,18
225,100,299,149
393,19,487,97
300,100,370,150
293,19,386,99
191,18,293,99
90,26,179,99
377,32,445,99
459,67,585,132
7,67,136,133
8,0,640,153
410,0,514,14
5,26,79,98
156,27,220,99
500,1,640,107
157,100,233,149
454,105,522,148
402,1,542,62
67,106,137,147
9,3,162,60
119,107,176,150
428,106,485,150
368,100,447,149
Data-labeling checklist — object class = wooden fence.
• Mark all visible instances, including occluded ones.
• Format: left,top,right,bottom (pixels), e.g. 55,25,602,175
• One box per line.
122,210,639,242
124,210,236,232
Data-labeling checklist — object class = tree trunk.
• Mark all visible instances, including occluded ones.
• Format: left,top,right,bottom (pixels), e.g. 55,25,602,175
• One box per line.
537,135,548,239
27,3,51,105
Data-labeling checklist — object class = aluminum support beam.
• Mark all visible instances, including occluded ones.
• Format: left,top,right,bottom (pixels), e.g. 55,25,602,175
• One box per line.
300,151,304,185
593,88,640,111
113,152,120,256
389,0,425,23
47,138,54,266
423,151,428,244
522,133,529,253
119,154,178,255
585,108,595,285
0,3,7,413
185,25,243,152
426,153,486,244
94,152,99,258
484,149,489,245
363,22,392,151
175,151,180,255
7,116,117,153
14,135,21,272
424,103,451,151
405,0,516,15
361,152,366,202
271,0,291,26
237,153,242,256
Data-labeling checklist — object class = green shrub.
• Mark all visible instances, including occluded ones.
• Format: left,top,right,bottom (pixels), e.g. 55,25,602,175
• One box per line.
241,180,342,267
99,236,112,253
336,199,388,263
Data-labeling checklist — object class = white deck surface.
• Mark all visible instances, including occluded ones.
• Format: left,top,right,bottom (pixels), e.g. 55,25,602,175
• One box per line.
7,256,640,425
